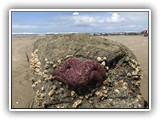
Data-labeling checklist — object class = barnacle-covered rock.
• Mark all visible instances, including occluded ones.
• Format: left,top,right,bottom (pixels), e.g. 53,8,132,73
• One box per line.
28,34,147,109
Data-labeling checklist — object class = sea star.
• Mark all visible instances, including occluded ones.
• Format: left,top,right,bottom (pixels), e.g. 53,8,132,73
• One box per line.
52,57,106,87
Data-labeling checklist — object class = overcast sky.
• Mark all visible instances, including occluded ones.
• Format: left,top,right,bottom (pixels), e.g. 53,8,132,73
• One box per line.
12,11,148,34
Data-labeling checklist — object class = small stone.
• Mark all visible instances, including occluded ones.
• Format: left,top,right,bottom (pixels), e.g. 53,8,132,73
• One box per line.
48,89,55,97
95,91,103,97
79,96,84,100
89,100,93,104
137,95,142,100
36,61,41,66
45,65,49,69
35,68,40,73
34,58,39,62
85,94,90,99
58,59,62,64
41,93,45,98
37,72,43,76
32,84,36,88
103,79,108,85
34,49,38,53
41,87,45,91
71,91,76,97
59,82,62,85
48,75,53,80
45,58,48,62
103,89,108,94
37,79,41,84
65,55,73,59
97,57,103,62
46,61,50,64
53,64,57,68
122,86,128,90
16,101,19,104
102,86,106,89
138,104,142,108
101,61,106,66
103,57,107,60
114,89,120,94
72,99,82,108
52,85,57,90
122,82,128,87
127,73,132,77
43,74,48,78
43,70,48,74
105,66,109,70
31,53,34,57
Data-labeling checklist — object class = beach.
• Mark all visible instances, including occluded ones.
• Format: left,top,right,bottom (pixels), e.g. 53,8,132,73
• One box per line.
11,35,149,108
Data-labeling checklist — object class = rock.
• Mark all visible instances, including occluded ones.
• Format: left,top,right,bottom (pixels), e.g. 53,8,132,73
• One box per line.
29,34,147,108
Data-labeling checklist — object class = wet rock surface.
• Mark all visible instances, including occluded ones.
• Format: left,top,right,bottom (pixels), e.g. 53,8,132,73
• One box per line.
28,34,147,108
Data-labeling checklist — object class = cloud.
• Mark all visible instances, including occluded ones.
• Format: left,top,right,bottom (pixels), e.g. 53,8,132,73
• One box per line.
72,16,96,26
73,12,79,16
107,13,125,23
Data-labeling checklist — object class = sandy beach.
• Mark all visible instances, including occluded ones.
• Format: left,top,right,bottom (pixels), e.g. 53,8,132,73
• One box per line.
11,35,149,108
12,36,42,108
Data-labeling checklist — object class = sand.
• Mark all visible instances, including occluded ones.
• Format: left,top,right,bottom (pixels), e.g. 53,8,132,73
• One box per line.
12,37,42,108
11,35,149,108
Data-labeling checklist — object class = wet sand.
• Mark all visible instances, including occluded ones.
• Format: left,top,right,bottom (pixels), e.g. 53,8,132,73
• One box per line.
11,35,149,108
12,37,41,108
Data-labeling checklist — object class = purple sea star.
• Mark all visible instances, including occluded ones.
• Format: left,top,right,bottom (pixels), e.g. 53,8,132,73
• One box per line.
52,57,106,87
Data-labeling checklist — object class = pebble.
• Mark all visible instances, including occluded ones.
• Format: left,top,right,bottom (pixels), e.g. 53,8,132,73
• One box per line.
46,61,50,64
35,68,40,73
32,84,36,88
127,73,132,77
103,80,108,85
122,86,128,90
85,94,90,99
41,87,45,91
89,100,93,104
31,53,34,57
101,61,106,66
45,58,48,62
103,57,107,60
97,57,103,62
34,58,39,62
114,89,120,94
58,59,62,64
65,55,73,59
50,62,53,65
79,96,84,100
36,61,41,66
48,89,55,97
71,91,76,97
52,85,57,90
43,74,48,78
122,82,128,87
102,86,106,90
72,99,82,108
43,70,48,74
53,64,57,68
34,49,38,53
105,66,109,70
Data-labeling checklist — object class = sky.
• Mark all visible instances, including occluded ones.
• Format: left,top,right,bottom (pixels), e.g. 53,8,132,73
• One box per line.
12,11,148,34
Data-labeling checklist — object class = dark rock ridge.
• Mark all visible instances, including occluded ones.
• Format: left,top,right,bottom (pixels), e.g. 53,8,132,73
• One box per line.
28,34,147,108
